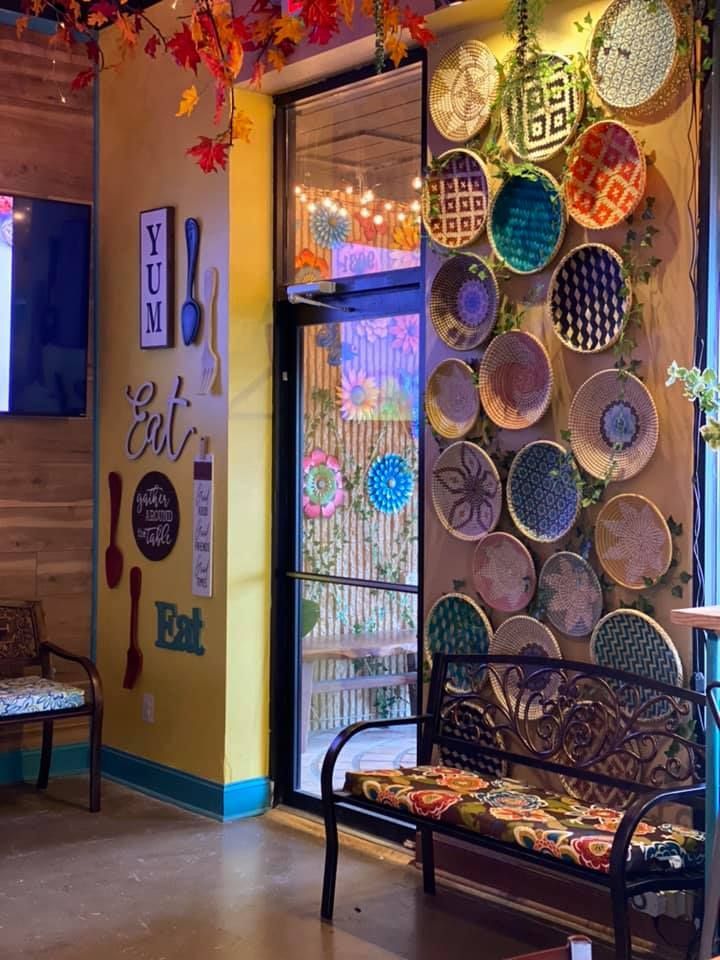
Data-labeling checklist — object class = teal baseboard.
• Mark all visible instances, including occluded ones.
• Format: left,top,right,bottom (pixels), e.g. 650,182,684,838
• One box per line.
101,746,270,821
0,742,89,785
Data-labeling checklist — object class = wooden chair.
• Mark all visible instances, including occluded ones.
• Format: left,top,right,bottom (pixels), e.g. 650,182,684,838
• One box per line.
0,599,103,811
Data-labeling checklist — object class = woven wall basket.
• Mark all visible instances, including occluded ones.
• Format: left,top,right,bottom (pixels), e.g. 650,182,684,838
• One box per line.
589,0,688,114
425,358,480,439
478,330,553,430
489,617,562,720
568,370,659,481
507,440,580,543
595,493,672,590
565,121,646,230
422,149,490,250
501,52,584,163
548,243,630,354
425,592,493,692
430,254,499,350
431,440,502,541
472,531,536,613
488,169,566,275
538,551,603,638
439,702,507,779
430,40,499,142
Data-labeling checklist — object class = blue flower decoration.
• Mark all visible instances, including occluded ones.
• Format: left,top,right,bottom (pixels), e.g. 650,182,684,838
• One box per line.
310,206,350,249
367,454,413,514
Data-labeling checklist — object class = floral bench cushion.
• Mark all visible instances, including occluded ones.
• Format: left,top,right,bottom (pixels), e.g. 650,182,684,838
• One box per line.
344,765,704,876
0,677,85,716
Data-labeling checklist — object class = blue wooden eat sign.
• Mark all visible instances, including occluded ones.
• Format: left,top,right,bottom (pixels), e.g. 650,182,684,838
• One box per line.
155,601,205,656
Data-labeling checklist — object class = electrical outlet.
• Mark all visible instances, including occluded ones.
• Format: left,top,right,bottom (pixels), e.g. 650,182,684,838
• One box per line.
142,693,155,723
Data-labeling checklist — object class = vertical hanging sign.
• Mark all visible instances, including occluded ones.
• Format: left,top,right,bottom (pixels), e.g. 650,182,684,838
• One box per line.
192,441,213,597
140,207,174,349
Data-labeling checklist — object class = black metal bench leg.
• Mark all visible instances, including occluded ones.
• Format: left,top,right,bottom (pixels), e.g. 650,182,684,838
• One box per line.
611,882,632,960
420,827,435,895
89,703,103,813
37,719,53,790
321,800,339,921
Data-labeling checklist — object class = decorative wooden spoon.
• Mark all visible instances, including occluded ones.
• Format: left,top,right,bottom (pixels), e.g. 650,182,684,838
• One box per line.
105,472,123,589
181,218,201,346
123,566,143,690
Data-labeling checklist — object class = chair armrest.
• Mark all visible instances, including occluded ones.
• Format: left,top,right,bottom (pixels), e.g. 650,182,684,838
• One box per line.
609,784,705,877
39,641,103,710
320,714,432,804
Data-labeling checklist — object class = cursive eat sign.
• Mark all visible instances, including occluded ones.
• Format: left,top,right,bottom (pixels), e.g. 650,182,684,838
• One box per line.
125,376,197,461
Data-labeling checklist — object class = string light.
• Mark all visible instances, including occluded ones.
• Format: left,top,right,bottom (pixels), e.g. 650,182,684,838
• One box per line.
398,212,406,222
412,176,422,190
345,185,353,195
338,208,348,218
307,202,317,213
360,208,370,219
299,193,307,203
294,186,302,196
322,197,333,209
410,200,420,213
373,214,383,226
384,201,393,211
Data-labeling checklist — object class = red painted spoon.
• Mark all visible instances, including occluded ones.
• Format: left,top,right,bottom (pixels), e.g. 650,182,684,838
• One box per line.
105,472,123,589
123,567,143,690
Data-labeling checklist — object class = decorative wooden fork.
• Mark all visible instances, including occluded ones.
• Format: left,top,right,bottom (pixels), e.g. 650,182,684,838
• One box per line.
198,267,219,395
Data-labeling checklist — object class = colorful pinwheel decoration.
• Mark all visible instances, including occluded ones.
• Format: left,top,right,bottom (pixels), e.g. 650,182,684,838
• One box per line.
367,454,414,514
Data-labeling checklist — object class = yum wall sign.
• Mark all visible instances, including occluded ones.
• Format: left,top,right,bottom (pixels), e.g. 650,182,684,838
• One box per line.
140,207,174,349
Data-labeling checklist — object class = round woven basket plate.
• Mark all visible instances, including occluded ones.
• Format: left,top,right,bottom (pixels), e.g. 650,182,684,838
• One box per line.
478,331,553,430
548,244,630,354
429,254,499,350
488,169,566,275
425,593,493,692
501,53,584,162
422,149,490,250
439,702,507,779
590,609,683,721
472,532,536,613
489,617,562,720
430,40,499,142
595,494,672,590
589,0,686,113
425,359,480,440
565,122,646,230
431,441,502,541
538,551,603,638
569,370,659,481
507,441,580,543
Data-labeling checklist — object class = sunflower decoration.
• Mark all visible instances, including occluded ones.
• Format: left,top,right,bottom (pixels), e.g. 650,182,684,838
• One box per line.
310,205,350,249
367,454,414,514
392,217,420,251
302,449,346,519
294,247,330,283
336,367,379,421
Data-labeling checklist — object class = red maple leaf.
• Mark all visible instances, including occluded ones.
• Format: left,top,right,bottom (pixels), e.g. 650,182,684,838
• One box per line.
71,68,95,91
302,0,339,44
144,34,160,58
187,136,229,174
167,23,200,73
401,6,433,45
230,16,251,42
88,0,116,22
85,39,100,63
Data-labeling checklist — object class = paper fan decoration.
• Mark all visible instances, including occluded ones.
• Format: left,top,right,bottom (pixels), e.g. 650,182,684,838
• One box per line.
538,552,603,638
568,370,659,481
422,149,490,250
472,532,536,613
565,122,646,230
507,441,580,543
588,0,687,114
501,53,584,162
302,449,346,519
488,169,566,275
595,494,672,590
439,701,507,779
548,244,630,354
309,205,350,249
425,593,493,692
431,441,501,541
430,40,499,142
429,254,499,350
425,359,480,439
366,454,413,515
489,617,562,720
478,331,553,430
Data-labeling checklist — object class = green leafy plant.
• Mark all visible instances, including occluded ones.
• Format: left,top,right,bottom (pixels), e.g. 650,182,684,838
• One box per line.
666,362,720,449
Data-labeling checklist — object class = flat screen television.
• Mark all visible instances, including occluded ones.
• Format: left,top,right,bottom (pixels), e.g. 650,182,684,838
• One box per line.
0,193,91,417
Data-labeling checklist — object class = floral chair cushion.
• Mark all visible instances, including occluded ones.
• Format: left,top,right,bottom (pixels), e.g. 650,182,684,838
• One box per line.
0,677,85,716
344,765,704,876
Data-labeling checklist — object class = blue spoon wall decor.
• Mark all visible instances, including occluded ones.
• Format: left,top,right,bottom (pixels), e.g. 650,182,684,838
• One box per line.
181,217,201,345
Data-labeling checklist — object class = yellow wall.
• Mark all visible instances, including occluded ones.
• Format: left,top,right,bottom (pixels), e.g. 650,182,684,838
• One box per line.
98,3,272,784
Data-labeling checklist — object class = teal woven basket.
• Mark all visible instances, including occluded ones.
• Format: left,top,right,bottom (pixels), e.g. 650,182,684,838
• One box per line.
488,170,566,275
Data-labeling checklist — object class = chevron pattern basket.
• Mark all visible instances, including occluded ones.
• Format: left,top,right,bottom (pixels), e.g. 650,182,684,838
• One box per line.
425,593,493,691
439,702,507,778
425,359,480,439
489,616,562,720
472,532,536,613
430,254,499,350
507,441,580,543
422,149,490,250
595,493,672,590
431,441,502,541
538,551,603,638
430,40,498,142
488,169,566,275
548,244,630,354
478,330,553,430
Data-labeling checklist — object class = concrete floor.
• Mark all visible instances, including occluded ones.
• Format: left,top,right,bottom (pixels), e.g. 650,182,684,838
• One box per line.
0,777,612,960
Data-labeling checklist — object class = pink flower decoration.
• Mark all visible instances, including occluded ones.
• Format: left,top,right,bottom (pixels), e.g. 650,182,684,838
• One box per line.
389,315,419,355
357,318,390,343
302,448,346,519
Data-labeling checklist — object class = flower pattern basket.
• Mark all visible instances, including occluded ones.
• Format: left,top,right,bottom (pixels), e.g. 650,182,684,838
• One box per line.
430,254,499,350
431,441,502,541
425,358,480,439
568,370,659,481
538,551,603,638
478,330,553,430
422,149,490,250
507,441,580,543
425,593,493,692
472,532,536,613
489,616,562,720
565,122,646,230
588,0,688,114
547,243,630,354
488,169,566,275
430,40,499,142
595,494,672,590
501,53,584,162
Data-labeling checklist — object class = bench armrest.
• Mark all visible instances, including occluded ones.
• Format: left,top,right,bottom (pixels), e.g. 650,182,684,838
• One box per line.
320,714,432,803
40,641,103,710
609,784,705,878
